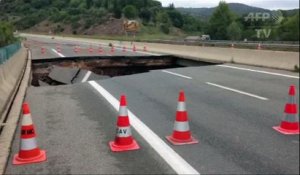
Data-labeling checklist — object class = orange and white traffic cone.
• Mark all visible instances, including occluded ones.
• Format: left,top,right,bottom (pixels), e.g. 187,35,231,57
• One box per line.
88,45,93,53
109,95,140,152
77,46,81,53
257,43,262,50
273,85,299,135
166,90,199,145
98,45,103,54
41,47,46,54
133,45,136,52
13,103,47,165
73,46,78,53
110,46,115,53
122,46,127,52
56,44,61,53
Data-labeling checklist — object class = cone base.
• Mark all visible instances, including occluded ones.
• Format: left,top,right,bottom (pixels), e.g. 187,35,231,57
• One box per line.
13,150,47,165
273,126,300,135
109,139,140,152
166,135,199,145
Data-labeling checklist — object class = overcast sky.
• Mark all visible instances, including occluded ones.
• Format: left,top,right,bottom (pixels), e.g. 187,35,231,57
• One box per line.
158,0,299,10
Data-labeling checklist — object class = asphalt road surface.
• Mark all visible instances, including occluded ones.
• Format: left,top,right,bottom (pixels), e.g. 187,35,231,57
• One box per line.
5,36,299,174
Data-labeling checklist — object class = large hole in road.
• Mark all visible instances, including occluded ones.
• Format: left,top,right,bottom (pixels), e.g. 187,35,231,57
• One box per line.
31,55,218,86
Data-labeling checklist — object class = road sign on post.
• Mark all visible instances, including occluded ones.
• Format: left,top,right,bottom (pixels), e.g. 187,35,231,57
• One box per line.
123,20,139,38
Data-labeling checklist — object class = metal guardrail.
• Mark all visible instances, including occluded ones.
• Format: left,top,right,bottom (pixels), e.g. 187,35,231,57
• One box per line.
0,42,21,65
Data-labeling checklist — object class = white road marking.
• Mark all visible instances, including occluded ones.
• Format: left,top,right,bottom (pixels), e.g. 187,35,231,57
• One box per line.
162,70,192,79
81,71,92,82
217,65,299,79
89,81,199,175
134,50,161,56
51,48,65,57
206,82,269,101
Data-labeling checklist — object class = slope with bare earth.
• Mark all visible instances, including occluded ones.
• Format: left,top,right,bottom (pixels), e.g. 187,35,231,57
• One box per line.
25,18,125,36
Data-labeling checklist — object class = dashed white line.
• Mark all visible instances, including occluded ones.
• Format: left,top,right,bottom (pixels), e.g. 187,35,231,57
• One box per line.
88,81,199,175
51,48,65,57
162,70,192,79
206,82,269,101
217,65,299,79
81,71,92,82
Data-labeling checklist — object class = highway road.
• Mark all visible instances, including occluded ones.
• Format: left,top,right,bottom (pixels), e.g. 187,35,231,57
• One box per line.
5,36,299,174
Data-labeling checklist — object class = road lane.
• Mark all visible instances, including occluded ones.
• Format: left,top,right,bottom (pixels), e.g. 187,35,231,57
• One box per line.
160,66,299,103
6,35,299,174
96,69,299,174
5,84,175,174
217,65,299,79
89,81,199,174
26,36,150,60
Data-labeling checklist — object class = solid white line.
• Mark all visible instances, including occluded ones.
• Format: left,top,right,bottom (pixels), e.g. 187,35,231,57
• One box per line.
51,48,65,57
162,70,192,79
134,50,161,56
88,81,199,175
217,65,299,79
206,82,269,101
81,71,92,82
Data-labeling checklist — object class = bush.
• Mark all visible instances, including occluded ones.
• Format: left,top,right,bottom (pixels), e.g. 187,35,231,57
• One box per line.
71,22,80,29
160,24,170,34
84,19,94,29
0,22,16,47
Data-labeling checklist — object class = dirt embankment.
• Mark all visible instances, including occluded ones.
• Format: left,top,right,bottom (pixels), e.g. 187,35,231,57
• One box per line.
25,18,125,36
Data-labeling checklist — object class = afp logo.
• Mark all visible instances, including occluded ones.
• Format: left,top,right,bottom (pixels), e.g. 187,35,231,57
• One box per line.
244,11,284,24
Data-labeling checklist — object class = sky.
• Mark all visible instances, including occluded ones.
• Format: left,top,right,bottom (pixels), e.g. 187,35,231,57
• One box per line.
158,0,299,10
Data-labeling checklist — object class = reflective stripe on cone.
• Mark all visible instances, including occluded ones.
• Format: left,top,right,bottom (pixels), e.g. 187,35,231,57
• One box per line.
109,95,140,152
273,85,300,135
166,90,198,145
13,103,47,165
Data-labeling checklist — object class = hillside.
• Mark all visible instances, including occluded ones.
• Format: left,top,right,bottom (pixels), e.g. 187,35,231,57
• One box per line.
0,1,298,41
0,0,193,36
177,3,298,19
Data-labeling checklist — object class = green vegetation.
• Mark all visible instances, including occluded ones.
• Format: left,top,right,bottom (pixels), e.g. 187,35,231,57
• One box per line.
0,0,298,41
0,21,16,47
208,1,235,40
123,5,138,19
0,0,203,36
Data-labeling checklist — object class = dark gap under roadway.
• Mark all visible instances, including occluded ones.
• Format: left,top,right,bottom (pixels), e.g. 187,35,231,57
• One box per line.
31,55,219,86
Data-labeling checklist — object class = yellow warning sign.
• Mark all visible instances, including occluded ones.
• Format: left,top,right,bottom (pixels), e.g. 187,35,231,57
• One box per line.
123,20,139,33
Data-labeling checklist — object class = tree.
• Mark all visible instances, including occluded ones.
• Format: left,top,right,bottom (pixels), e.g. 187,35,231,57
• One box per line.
122,5,138,19
167,10,184,28
276,12,299,41
0,22,15,47
139,8,152,23
227,21,242,40
156,11,171,34
208,1,234,40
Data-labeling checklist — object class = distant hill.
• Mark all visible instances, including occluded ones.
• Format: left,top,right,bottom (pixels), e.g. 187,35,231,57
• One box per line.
177,3,298,19
281,9,299,16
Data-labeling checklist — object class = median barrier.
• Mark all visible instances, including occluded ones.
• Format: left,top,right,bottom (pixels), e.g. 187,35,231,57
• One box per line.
0,45,27,123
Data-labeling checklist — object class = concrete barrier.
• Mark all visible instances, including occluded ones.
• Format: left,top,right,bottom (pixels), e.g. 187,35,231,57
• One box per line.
21,33,299,71
0,46,27,123
138,42,300,70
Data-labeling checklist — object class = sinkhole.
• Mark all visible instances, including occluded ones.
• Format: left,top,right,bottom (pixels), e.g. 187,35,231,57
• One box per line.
31,55,218,86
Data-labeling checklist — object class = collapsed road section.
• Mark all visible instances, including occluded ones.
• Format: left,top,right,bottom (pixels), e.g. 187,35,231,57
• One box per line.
31,55,217,86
